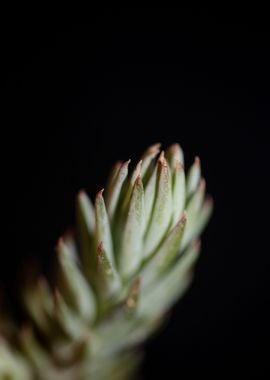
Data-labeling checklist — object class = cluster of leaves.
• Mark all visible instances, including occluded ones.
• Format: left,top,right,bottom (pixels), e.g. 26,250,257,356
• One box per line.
0,143,212,380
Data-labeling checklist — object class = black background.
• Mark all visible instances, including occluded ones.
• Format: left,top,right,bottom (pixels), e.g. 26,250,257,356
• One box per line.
1,8,270,379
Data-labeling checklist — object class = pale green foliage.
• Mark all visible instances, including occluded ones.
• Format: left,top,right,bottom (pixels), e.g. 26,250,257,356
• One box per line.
0,143,213,379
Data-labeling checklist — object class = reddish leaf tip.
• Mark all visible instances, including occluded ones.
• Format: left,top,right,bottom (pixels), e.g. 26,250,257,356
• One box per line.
168,142,181,151
133,276,141,290
123,159,131,167
136,159,143,171
175,160,184,171
193,239,201,251
135,174,142,186
158,151,168,168
57,237,65,252
194,156,201,166
78,189,87,198
96,188,105,199
199,178,206,192
148,142,161,153
205,195,214,206
181,211,187,224
97,241,104,256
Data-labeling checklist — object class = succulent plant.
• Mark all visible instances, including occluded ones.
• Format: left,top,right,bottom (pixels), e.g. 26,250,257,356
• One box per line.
0,143,213,380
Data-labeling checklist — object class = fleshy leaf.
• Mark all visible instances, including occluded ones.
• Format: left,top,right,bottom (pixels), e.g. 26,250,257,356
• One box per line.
165,143,184,168
53,290,88,340
125,277,141,313
171,161,186,226
105,161,123,196
194,196,213,237
121,160,142,213
20,326,52,372
119,176,145,279
139,240,201,318
186,156,201,197
143,162,158,230
57,237,96,322
76,191,95,276
141,212,187,289
144,152,172,258
0,338,31,380
182,179,205,250
140,142,161,179
105,160,130,219
95,190,115,267
96,242,121,299
23,278,53,335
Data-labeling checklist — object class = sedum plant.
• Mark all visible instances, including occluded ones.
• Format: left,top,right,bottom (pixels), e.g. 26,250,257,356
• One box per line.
0,143,213,380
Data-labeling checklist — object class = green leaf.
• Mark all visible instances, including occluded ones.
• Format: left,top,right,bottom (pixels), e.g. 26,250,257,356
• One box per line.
140,142,161,179
125,277,141,313
144,153,172,258
186,156,201,197
76,190,95,235
165,143,184,168
23,277,53,335
76,191,95,277
20,326,52,372
119,176,145,279
182,179,205,250
143,161,158,230
96,242,121,299
95,190,115,267
105,160,130,219
105,161,123,196
171,161,186,226
141,212,187,289
0,338,31,380
53,290,89,341
194,196,213,237
138,240,201,318
121,160,142,213
57,237,96,323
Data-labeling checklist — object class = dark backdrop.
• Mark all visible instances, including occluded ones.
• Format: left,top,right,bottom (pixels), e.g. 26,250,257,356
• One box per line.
2,8,269,379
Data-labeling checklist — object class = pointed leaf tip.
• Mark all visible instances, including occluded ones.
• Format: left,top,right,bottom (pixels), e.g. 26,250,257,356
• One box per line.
176,160,184,171
76,189,95,273
96,188,105,199
199,178,206,192
97,241,104,255
158,150,167,166
187,156,201,196
143,143,161,156
78,189,87,198
96,242,112,275
166,143,184,168
194,239,201,249
132,160,143,181
140,143,161,180
135,174,142,186
119,173,145,278
106,160,130,219
57,237,64,256
181,210,187,224
95,189,115,266
96,240,121,298
126,277,141,310
144,151,172,257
